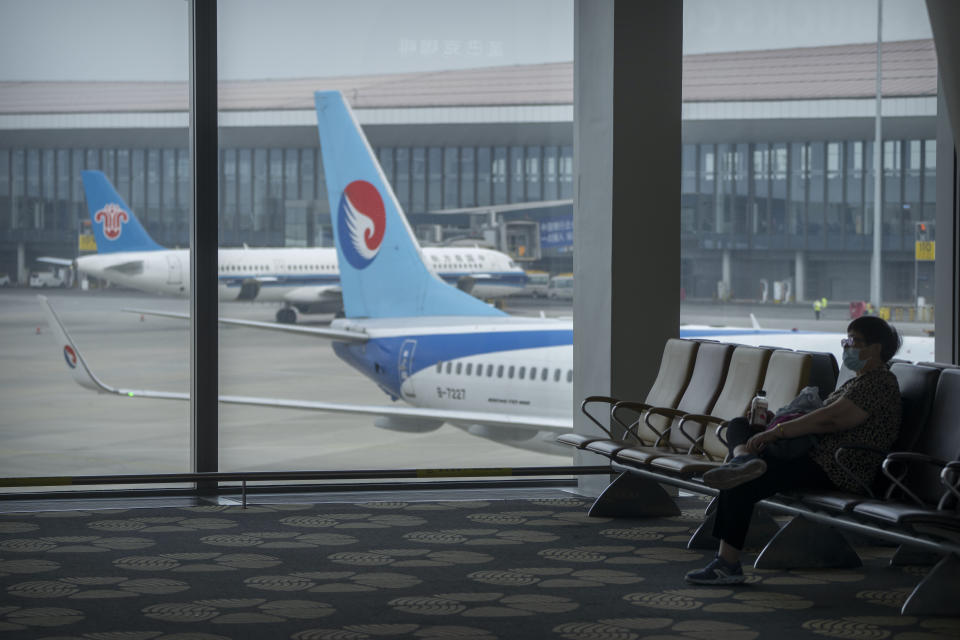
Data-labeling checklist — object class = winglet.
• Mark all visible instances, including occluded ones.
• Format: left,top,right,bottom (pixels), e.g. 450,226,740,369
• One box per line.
39,295,117,394
39,296,188,401
750,313,762,331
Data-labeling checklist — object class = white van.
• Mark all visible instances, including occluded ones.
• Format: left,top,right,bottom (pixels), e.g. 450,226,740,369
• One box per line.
29,269,68,288
525,271,550,297
547,274,574,300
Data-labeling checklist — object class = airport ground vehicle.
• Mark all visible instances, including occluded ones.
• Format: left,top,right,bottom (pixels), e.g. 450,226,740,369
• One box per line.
547,274,574,300
525,271,550,297
0,273,10,287
28,269,68,288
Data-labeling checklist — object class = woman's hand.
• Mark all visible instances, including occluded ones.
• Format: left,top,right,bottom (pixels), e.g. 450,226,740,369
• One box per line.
744,429,779,454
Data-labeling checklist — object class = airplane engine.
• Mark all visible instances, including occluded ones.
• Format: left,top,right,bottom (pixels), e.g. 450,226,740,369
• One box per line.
237,279,261,300
456,276,476,294
374,416,444,433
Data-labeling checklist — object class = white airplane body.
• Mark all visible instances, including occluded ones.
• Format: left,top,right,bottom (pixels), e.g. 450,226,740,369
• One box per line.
61,171,526,322
42,91,936,456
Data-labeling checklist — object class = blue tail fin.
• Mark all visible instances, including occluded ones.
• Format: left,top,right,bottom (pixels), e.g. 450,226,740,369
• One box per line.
81,170,164,253
314,91,504,319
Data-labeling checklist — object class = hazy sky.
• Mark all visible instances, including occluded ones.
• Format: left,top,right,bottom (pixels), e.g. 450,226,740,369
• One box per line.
0,0,933,82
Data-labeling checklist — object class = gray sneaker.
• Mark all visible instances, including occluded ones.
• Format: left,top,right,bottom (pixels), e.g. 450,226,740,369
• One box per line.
701,454,767,489
685,555,745,585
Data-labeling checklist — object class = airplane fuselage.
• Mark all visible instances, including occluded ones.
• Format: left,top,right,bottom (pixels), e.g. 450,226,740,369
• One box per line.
76,246,525,306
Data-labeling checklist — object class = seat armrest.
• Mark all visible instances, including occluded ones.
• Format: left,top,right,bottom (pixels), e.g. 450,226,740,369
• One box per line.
639,406,688,446
676,413,724,458
833,444,884,498
610,401,655,443
941,461,960,503
882,452,949,506
579,395,621,440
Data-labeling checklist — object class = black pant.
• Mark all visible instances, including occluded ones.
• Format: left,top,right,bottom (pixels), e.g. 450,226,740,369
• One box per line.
711,417,833,550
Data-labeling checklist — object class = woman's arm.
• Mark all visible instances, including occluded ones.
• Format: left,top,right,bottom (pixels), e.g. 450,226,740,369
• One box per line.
745,398,868,453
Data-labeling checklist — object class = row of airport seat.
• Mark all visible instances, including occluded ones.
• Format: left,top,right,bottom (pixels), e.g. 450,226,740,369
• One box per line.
559,338,960,615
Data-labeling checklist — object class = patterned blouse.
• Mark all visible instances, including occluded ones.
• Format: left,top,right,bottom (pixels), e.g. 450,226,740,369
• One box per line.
809,365,901,494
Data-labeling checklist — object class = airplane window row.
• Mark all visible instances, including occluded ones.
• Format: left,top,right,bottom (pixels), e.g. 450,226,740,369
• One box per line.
430,254,486,264
219,264,334,272
435,360,573,383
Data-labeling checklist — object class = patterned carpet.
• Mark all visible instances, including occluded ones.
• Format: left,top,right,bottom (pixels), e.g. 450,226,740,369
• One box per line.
1,496,958,639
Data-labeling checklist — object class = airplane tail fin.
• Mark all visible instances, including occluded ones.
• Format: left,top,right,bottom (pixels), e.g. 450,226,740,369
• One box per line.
314,91,503,319
81,170,164,253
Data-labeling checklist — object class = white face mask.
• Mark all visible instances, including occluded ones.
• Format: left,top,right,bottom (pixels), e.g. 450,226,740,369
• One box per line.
842,347,866,371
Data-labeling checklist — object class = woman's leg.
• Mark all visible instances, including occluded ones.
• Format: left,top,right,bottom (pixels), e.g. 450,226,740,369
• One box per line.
724,417,756,458
712,456,832,555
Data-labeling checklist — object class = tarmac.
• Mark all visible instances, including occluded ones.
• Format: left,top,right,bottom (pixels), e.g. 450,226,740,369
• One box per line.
0,288,935,488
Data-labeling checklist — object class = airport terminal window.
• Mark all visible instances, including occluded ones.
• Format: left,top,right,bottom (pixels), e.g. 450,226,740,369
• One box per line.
698,145,715,234
492,147,507,204
131,149,146,217
543,146,559,201
0,152,10,230
443,147,458,208
864,141,877,235
808,142,825,248
525,146,541,202
477,147,491,206
509,146,524,202
224,150,238,229
379,149,394,193
301,149,315,203
559,146,573,199
412,147,426,213
428,147,442,212
461,147,476,208
395,148,410,213
905,141,922,226
827,142,843,240
884,140,902,242
923,140,936,219
238,150,252,232
254,149,268,231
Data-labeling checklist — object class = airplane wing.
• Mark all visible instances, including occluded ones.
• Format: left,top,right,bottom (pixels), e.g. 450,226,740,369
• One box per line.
282,285,342,304
37,256,75,267
40,296,569,434
122,307,368,343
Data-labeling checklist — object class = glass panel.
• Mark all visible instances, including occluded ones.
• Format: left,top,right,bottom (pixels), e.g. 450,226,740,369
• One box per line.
683,0,935,365
214,1,573,476
0,1,190,490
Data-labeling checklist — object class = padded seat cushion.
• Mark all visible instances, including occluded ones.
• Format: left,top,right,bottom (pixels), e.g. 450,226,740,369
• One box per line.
648,454,725,475
795,489,867,513
852,500,959,525
556,433,603,449
584,439,633,457
614,446,681,466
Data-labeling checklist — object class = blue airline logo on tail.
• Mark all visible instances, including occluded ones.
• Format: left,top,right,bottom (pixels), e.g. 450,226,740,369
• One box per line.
94,203,130,241
338,180,386,270
80,170,163,253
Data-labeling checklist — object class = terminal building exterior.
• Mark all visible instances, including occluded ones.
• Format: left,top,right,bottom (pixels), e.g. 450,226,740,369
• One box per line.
0,39,937,304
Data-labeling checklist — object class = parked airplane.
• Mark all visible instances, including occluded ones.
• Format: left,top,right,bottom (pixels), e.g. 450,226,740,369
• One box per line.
44,171,526,323
41,91,935,455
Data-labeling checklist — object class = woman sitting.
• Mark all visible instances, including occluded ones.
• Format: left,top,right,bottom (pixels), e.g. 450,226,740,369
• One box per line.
685,315,903,585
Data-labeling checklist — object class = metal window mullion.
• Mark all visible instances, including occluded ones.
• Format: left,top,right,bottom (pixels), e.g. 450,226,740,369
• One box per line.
189,0,218,490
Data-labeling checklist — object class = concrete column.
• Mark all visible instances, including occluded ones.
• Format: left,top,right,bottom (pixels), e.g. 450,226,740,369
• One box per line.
794,250,806,303
573,1,681,494
721,250,732,300
17,242,26,285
